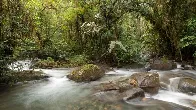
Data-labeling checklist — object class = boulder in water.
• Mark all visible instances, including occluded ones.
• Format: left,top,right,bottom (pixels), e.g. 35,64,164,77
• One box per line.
149,59,177,70
96,72,160,94
67,64,105,82
129,72,160,94
178,77,196,94
181,65,194,70
169,77,196,95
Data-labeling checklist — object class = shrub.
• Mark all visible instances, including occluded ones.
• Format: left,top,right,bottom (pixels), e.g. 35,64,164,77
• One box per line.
69,55,89,67
33,57,57,69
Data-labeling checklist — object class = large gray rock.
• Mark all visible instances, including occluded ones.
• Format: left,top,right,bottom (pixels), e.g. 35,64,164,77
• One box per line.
96,72,160,94
169,77,196,95
129,72,160,94
159,72,185,85
181,63,195,70
93,72,160,103
178,77,196,94
150,59,177,70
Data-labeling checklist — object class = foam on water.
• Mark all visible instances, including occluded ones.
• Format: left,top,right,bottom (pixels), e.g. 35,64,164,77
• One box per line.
152,90,196,109
9,60,32,71
4,62,196,109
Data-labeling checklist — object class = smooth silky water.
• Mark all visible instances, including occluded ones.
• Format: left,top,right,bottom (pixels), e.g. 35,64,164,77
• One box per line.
0,61,195,110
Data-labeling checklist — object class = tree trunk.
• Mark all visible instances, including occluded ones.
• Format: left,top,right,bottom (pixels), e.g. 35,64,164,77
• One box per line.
0,0,2,39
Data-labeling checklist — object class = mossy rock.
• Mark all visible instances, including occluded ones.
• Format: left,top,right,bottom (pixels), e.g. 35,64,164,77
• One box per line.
67,64,105,82
0,70,49,85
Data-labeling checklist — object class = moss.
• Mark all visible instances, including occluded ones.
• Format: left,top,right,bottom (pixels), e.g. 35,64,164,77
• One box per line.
69,55,88,67
161,56,169,63
67,64,105,82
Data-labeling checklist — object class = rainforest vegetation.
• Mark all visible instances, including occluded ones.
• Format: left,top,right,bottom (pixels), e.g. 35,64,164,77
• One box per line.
1,1,196,110
0,0,196,78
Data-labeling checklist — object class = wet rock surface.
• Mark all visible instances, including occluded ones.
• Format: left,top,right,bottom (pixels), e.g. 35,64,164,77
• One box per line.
129,72,160,94
96,82,119,91
93,88,145,102
123,88,145,101
150,59,177,70
168,77,196,95
159,72,185,85
93,90,123,102
178,77,196,94
93,72,160,103
95,72,160,93
125,98,194,110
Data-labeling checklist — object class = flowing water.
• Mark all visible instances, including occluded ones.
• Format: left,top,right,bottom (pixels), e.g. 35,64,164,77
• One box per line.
0,61,196,110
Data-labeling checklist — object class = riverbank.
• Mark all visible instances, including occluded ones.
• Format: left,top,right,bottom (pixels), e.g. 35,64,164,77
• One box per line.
0,70,49,86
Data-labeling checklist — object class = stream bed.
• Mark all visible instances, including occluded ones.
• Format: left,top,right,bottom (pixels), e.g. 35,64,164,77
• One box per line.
0,62,196,110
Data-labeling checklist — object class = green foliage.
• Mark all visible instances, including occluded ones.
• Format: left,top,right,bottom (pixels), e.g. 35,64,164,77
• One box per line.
161,56,169,63
0,0,29,74
1,0,196,73
134,0,196,59
194,52,196,58
69,55,88,67
33,57,57,69
181,17,196,48
180,36,196,48
32,55,89,69
180,16,196,59
109,41,127,53
78,64,99,72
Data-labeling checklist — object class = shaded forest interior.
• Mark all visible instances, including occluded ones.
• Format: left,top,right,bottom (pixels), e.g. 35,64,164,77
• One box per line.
0,0,196,70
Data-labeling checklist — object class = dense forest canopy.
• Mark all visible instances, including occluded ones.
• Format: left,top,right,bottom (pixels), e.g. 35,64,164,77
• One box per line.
0,0,196,71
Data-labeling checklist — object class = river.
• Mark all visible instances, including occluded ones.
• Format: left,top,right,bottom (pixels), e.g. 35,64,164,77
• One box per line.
0,61,196,110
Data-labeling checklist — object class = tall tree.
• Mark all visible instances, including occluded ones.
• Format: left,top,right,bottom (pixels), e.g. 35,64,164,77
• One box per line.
133,0,196,60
